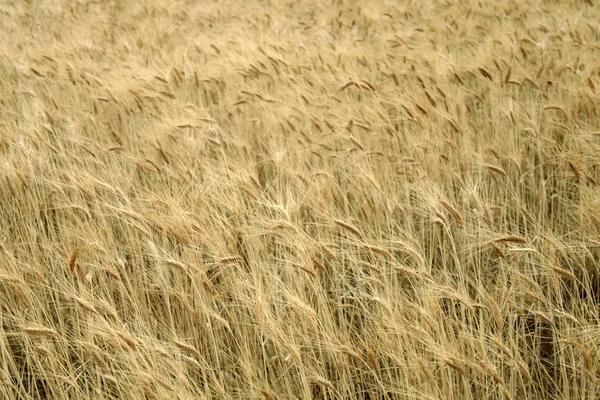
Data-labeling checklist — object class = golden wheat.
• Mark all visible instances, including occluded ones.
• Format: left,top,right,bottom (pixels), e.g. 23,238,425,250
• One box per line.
1,0,599,398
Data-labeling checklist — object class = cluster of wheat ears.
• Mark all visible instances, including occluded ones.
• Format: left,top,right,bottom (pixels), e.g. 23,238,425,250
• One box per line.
0,0,599,399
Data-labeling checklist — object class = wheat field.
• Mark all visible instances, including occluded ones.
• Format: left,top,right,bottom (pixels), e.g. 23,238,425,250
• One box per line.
0,0,599,399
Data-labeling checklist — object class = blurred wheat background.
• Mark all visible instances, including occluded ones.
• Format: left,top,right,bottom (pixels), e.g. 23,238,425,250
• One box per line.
1,0,599,398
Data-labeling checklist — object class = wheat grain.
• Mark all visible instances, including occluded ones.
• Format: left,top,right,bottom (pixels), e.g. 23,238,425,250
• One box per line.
440,200,464,225
174,341,201,358
333,219,362,237
23,327,60,337
493,235,528,244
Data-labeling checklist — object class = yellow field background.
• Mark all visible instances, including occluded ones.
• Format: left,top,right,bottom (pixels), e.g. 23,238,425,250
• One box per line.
1,0,599,398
